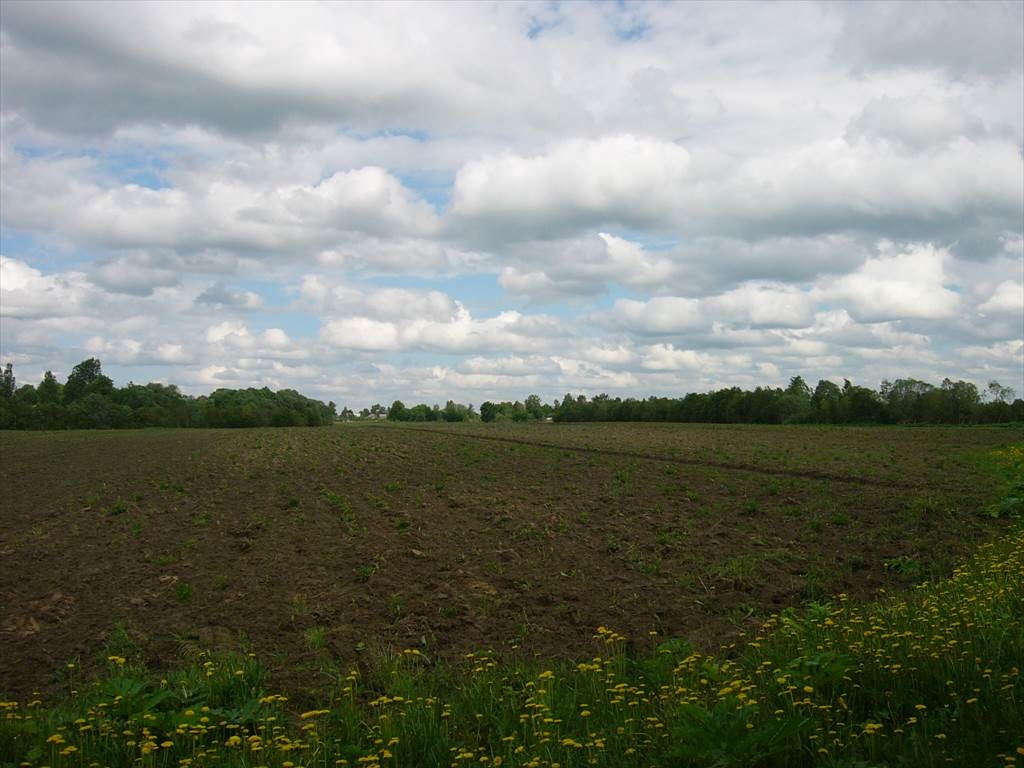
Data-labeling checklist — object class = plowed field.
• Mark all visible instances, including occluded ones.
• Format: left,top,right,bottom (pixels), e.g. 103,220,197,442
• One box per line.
0,423,1014,700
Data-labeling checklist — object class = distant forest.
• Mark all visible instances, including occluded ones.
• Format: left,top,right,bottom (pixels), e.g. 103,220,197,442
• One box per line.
1,359,1020,430
390,376,1022,426
0,359,336,430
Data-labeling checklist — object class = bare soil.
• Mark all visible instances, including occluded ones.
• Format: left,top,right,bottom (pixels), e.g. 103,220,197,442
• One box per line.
0,423,1014,702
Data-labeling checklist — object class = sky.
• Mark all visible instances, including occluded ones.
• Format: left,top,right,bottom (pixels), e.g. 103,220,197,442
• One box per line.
1,0,1022,410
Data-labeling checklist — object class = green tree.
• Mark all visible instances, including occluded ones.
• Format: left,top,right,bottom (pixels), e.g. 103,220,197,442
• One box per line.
778,377,812,423
1,363,14,399
68,392,116,429
812,379,842,423
480,401,499,423
37,371,62,404
918,387,953,423
941,378,979,424
986,380,1015,404
837,381,883,423
524,394,544,420
785,375,811,400
879,378,934,423
555,393,576,422
64,358,113,402
979,381,1017,423
4,384,38,428
442,400,466,422
409,403,433,421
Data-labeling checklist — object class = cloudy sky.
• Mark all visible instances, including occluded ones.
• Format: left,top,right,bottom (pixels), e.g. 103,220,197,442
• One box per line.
1,1,1021,409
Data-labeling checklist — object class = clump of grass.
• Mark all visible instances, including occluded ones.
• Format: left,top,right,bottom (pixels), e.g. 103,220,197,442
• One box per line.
983,444,1024,519
884,554,925,582
103,498,129,516
173,581,193,603
321,488,362,536
304,626,327,651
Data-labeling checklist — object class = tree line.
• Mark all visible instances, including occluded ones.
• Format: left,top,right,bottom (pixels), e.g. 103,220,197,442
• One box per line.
0,359,336,430
363,399,480,423
401,376,1020,426
2,359,1019,430
545,376,1021,425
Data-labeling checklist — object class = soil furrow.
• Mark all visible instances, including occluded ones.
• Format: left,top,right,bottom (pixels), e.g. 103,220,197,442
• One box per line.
385,425,945,490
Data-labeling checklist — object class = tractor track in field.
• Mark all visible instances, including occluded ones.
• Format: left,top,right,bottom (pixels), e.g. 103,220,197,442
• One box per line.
386,425,945,491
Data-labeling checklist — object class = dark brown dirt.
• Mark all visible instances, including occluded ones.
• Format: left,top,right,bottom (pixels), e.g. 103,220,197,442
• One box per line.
0,423,1014,701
